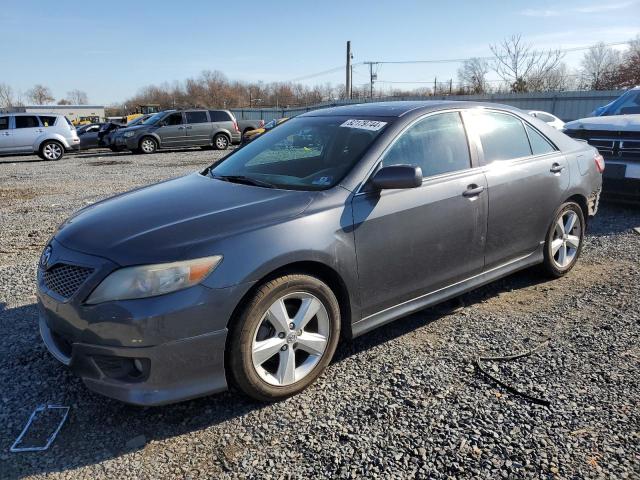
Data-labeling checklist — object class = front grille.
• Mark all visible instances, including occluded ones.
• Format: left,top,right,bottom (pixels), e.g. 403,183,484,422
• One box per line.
565,129,640,161
43,264,93,299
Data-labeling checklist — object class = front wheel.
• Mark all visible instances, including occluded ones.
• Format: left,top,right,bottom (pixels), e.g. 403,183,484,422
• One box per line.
542,202,585,277
213,133,229,150
229,274,340,401
139,137,157,154
39,141,64,161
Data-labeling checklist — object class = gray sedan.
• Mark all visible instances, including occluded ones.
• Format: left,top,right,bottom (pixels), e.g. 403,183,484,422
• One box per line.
37,101,603,405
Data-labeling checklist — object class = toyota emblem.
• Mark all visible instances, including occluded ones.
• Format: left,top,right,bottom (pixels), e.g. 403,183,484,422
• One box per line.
40,245,52,268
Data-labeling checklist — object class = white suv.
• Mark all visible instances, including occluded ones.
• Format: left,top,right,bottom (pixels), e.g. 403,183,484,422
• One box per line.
0,113,80,160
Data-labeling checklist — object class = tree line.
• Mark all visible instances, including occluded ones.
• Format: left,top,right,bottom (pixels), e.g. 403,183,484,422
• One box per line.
1,35,638,113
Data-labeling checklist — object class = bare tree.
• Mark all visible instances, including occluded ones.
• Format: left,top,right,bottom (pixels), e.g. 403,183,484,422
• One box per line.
457,58,490,93
66,89,89,104
615,35,640,88
490,34,564,92
0,83,17,108
580,42,622,90
26,84,55,104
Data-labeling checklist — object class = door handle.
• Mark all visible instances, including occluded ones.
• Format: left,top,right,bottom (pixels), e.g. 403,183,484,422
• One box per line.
1,132,9,136
550,163,565,173
463,184,485,197
177,126,185,130
185,126,193,130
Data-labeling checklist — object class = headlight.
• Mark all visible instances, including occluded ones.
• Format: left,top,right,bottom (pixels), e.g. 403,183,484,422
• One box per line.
86,255,222,304
123,131,136,138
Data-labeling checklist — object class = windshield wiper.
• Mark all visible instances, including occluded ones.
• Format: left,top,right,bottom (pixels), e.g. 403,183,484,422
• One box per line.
211,174,276,189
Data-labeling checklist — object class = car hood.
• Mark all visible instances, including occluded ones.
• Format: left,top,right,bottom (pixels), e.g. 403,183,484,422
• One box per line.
564,115,640,132
55,173,315,265
116,124,147,134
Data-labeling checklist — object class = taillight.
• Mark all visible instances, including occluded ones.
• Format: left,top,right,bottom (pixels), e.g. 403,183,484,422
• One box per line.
594,153,605,173
233,121,240,133
259,120,265,128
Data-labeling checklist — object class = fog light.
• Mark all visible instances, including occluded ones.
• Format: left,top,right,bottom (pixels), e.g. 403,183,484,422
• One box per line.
133,359,144,373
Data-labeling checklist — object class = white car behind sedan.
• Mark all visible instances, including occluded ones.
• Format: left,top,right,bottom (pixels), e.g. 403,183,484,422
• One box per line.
528,111,565,130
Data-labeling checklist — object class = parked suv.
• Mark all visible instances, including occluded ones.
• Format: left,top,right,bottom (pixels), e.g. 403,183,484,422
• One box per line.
0,113,80,160
112,109,241,154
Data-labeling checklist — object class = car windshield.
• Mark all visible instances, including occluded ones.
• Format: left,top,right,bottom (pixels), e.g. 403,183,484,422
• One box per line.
210,116,390,190
142,112,165,125
601,89,640,116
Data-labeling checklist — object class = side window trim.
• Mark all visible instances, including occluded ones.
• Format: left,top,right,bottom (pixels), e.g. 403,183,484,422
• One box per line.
357,109,478,193
468,108,558,166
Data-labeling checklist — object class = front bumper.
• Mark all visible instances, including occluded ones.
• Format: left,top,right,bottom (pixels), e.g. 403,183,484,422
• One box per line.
36,239,252,405
114,135,139,150
40,313,228,406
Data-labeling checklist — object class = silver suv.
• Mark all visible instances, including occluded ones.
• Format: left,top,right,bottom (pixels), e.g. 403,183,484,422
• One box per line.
112,109,242,154
0,113,80,160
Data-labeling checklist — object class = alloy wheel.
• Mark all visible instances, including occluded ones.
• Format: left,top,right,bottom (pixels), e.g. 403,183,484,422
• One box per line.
43,143,62,160
251,292,330,386
551,210,582,268
216,136,228,149
141,138,156,153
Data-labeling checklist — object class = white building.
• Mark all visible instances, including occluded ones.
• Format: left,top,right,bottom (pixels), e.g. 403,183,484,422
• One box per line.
7,105,106,122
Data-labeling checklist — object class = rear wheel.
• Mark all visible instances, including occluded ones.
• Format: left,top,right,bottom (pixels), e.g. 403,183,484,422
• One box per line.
542,202,584,277
213,133,229,150
229,274,340,401
39,141,64,161
139,136,157,154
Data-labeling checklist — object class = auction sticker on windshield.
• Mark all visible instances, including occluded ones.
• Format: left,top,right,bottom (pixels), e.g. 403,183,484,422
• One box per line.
340,119,387,131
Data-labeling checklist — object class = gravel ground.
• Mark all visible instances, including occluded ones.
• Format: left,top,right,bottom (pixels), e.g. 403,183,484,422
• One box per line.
0,149,639,479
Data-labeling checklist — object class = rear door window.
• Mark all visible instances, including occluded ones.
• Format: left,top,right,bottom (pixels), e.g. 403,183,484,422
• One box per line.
15,116,40,128
0,116,8,130
472,111,531,162
382,112,471,177
186,111,209,124
525,124,556,156
38,116,57,127
209,110,232,122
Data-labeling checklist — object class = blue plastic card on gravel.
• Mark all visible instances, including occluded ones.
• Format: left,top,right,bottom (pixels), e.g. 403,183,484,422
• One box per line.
10,405,70,452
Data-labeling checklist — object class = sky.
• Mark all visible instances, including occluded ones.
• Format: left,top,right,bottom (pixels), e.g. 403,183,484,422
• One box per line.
1,0,638,105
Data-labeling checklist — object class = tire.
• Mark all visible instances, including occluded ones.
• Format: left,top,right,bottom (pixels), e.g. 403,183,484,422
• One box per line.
541,201,585,278
139,136,157,154
229,274,341,401
39,141,64,161
213,133,229,150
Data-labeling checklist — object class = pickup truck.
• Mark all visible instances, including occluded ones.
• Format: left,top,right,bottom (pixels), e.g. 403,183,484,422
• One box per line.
563,87,640,203
236,119,265,137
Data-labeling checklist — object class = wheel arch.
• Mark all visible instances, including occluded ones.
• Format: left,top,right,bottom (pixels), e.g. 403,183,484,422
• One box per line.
35,134,69,152
213,130,231,143
564,193,589,224
226,260,354,342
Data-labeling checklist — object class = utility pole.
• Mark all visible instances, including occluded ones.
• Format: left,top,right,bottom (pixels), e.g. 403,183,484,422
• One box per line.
350,64,353,99
434,77,437,96
364,62,378,99
346,41,352,99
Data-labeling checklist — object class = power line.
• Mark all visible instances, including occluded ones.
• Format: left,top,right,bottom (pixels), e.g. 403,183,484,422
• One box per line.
284,40,632,84
364,41,632,65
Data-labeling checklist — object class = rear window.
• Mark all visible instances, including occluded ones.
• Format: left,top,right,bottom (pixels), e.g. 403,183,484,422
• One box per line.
39,116,57,127
186,111,209,124
0,116,8,130
209,110,233,122
15,116,40,128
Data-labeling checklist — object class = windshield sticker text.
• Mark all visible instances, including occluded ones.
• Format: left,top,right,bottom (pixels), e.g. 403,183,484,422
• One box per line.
340,119,387,131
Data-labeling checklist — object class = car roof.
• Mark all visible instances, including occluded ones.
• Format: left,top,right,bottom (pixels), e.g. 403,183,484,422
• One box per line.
8,112,64,116
300,100,521,118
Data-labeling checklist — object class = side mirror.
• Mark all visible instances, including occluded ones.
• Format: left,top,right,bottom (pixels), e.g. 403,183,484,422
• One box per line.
371,165,423,190
157,121,166,127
